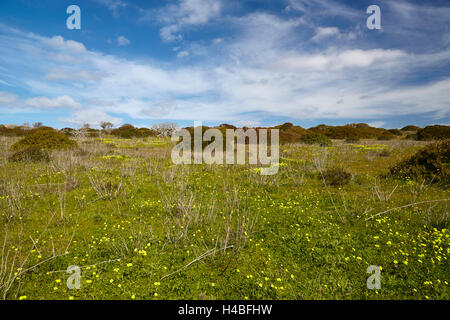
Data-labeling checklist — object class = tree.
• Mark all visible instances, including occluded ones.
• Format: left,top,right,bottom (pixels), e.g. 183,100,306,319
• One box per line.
100,121,114,130
152,122,178,137
33,122,43,128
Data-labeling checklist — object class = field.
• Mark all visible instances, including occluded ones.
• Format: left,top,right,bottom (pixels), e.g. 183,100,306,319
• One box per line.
0,136,448,300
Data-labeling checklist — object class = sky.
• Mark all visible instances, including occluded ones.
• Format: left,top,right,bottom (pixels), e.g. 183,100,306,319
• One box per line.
0,0,449,129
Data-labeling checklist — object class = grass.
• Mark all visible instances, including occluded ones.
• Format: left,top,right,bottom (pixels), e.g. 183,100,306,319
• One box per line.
0,136,448,300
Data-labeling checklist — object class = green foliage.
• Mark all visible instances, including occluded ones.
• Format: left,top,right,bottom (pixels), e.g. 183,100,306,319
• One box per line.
390,140,449,186
8,147,50,163
377,133,395,141
322,167,352,186
111,124,156,139
10,128,77,151
401,125,420,131
388,129,403,136
0,136,448,300
299,131,332,146
415,125,450,141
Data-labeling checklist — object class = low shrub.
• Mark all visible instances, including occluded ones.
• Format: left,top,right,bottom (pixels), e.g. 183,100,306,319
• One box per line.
415,125,450,141
388,129,403,136
299,131,332,146
377,133,395,141
8,147,50,163
401,125,420,131
390,140,449,186
10,128,77,151
111,124,156,139
321,167,352,186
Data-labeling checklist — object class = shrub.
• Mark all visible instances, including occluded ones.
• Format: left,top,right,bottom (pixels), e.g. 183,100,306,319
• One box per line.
10,128,77,151
8,147,50,163
390,140,449,186
377,133,395,141
415,125,450,141
60,128,75,137
388,129,403,136
321,167,352,186
378,150,391,157
299,131,332,146
401,125,420,131
111,124,156,139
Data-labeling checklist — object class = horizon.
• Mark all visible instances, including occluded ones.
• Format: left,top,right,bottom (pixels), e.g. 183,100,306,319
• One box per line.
0,121,444,131
1,0,450,129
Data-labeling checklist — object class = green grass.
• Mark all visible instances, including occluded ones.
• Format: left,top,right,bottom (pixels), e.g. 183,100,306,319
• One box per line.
0,137,448,300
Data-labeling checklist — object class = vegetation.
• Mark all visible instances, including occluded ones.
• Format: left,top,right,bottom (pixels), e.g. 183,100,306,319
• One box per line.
10,128,77,151
0,123,448,301
8,147,50,163
299,131,332,146
401,125,421,131
415,125,450,141
321,167,352,186
390,140,450,187
111,124,156,139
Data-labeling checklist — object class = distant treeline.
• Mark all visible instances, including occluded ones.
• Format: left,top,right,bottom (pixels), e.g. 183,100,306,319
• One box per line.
0,122,449,144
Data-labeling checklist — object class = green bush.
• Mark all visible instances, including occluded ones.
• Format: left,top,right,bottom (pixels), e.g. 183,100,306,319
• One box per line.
10,128,77,151
111,124,156,139
300,131,332,146
321,167,352,186
8,147,50,163
415,125,450,141
401,125,420,131
377,133,395,141
390,140,449,186
388,129,403,136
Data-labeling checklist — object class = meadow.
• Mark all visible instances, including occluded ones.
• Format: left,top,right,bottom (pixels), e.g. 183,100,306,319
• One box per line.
0,134,448,300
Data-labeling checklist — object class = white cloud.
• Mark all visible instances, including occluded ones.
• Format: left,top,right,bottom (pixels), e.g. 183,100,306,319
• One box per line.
43,36,86,53
368,121,386,128
145,0,222,41
94,0,127,17
234,120,261,128
1,7,450,127
60,109,122,128
278,49,406,72
45,69,99,81
177,50,189,58
0,91,18,106
312,27,340,41
24,96,81,109
0,79,12,86
312,27,358,42
286,0,361,19
117,36,130,46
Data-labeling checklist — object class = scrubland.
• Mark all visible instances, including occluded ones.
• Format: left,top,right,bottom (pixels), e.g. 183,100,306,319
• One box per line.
0,135,448,300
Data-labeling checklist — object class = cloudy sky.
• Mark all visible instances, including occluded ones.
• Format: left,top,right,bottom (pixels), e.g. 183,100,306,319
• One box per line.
0,0,449,129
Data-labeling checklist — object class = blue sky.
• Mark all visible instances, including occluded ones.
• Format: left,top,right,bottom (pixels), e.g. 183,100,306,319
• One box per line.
0,0,449,129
